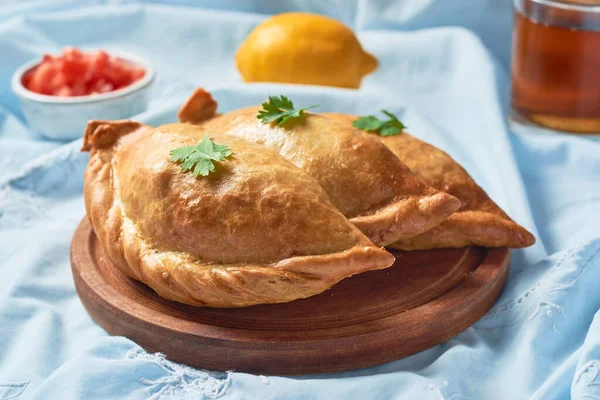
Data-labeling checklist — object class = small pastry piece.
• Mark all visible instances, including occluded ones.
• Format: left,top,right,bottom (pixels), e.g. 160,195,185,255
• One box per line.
178,89,461,246
82,120,394,307
324,113,535,250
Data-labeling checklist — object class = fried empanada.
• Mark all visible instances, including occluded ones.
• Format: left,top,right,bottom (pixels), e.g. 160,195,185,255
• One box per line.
178,89,461,246
82,120,394,307
324,113,535,250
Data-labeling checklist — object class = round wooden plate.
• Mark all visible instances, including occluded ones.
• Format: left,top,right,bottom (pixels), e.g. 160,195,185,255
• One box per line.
71,218,510,375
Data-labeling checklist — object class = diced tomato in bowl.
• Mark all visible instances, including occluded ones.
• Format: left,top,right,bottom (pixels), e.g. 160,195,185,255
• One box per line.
22,47,146,97
12,47,154,140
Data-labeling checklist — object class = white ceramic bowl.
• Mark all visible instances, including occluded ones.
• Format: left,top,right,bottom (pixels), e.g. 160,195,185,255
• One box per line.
11,51,155,141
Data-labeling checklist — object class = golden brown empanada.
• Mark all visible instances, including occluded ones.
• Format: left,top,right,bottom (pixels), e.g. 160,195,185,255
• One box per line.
82,120,394,307
178,89,461,246
324,113,535,250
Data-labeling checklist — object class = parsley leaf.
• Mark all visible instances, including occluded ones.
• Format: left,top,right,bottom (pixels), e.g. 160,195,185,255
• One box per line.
169,134,232,177
352,109,406,136
257,95,319,125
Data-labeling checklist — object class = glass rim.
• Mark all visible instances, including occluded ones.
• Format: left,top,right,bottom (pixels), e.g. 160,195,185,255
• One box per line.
515,0,600,12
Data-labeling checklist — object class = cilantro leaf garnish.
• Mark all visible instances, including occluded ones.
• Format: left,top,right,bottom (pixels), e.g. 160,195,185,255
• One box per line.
169,134,232,177
352,110,406,136
257,95,319,125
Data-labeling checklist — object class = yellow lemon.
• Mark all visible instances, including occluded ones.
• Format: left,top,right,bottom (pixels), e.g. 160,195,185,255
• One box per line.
236,12,378,89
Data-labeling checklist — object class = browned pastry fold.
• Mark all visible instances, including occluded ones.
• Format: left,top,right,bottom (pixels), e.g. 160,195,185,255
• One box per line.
324,113,536,250
178,89,461,246
82,120,394,307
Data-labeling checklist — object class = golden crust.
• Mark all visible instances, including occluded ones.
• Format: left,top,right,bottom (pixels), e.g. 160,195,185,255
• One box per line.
177,88,218,124
178,89,461,246
324,113,536,250
82,120,394,307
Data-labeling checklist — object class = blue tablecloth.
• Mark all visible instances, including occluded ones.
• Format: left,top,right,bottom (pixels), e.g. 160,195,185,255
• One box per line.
1,1,599,399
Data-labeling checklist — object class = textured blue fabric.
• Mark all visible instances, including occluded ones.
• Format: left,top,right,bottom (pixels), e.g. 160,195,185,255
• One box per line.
1,1,599,399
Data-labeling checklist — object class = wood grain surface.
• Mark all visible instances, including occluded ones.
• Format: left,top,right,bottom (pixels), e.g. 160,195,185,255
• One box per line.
71,217,510,375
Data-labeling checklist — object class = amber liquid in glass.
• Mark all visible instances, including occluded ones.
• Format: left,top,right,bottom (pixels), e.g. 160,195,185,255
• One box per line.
511,9,600,133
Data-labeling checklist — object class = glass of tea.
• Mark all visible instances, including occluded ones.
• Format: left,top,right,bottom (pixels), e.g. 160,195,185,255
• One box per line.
511,0,600,134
